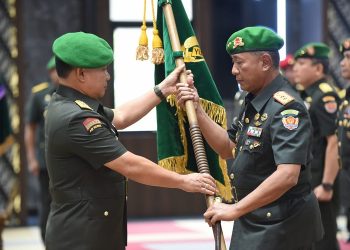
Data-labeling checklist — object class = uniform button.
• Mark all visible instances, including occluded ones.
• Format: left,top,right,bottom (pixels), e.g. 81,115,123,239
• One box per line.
104,211,109,216
266,212,271,218
244,117,249,124
230,173,234,180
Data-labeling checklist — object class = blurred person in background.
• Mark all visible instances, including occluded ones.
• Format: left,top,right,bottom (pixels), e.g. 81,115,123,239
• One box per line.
293,42,340,250
24,57,58,243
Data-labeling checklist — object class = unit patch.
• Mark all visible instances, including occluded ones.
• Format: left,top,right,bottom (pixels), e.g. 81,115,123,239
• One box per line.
83,118,102,133
247,126,263,137
324,100,337,114
281,109,299,130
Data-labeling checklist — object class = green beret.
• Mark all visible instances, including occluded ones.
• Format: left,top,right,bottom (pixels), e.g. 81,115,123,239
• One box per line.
226,26,284,55
53,32,113,68
46,56,56,70
294,42,330,59
340,38,350,53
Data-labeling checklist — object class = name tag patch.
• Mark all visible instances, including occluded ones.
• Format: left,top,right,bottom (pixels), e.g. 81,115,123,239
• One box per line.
83,118,102,133
247,126,263,137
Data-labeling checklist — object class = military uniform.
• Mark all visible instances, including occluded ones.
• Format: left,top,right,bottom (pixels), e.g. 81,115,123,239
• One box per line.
338,39,350,237
45,85,128,250
299,79,340,250
25,81,55,241
227,75,323,250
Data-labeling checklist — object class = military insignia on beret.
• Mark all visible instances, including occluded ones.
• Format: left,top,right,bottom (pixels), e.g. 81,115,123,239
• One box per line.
75,100,93,110
233,37,244,49
281,109,299,130
306,46,315,56
341,40,350,52
273,91,294,105
324,100,337,113
247,126,262,137
83,118,102,133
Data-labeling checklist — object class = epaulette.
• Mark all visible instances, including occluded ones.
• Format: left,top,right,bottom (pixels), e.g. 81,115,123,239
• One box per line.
338,89,346,99
273,91,294,106
319,83,333,93
74,100,93,110
31,82,49,93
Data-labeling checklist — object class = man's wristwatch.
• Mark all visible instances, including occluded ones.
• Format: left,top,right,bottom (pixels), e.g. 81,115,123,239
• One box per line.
321,182,333,192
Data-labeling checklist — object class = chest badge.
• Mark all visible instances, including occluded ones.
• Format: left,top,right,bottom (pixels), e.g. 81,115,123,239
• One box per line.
247,126,263,137
254,113,260,121
260,113,268,121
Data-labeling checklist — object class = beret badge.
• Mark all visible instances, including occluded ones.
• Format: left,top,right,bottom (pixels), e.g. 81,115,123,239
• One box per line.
306,46,315,56
233,37,244,49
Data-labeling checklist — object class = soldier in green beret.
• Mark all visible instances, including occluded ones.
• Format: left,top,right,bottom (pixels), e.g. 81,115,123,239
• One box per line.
24,56,58,245
177,26,323,249
338,38,350,243
44,32,217,250
293,42,340,250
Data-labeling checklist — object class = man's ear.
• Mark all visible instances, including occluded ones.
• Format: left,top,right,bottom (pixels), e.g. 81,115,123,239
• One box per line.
76,68,85,82
261,53,273,71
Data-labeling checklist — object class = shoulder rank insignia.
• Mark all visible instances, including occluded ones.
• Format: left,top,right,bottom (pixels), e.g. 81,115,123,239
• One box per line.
75,100,93,110
338,89,346,99
273,91,294,105
319,83,333,93
32,82,49,93
83,118,102,133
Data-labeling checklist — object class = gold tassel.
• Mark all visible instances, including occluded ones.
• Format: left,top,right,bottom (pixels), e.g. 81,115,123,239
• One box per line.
136,0,149,61
151,0,164,64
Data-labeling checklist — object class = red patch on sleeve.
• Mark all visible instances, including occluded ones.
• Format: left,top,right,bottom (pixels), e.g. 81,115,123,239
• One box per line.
83,118,102,133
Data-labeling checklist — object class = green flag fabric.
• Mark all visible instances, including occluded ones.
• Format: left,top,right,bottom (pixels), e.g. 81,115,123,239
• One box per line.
155,0,232,202
0,84,13,156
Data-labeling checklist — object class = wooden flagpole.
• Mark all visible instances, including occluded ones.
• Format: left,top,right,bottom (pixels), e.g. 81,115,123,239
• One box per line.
161,2,227,250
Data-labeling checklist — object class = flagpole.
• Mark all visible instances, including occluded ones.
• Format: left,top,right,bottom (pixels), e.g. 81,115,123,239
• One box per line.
162,3,227,250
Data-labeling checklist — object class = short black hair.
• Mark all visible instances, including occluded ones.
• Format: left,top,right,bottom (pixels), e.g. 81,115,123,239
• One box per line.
311,58,329,74
55,56,74,78
254,51,280,69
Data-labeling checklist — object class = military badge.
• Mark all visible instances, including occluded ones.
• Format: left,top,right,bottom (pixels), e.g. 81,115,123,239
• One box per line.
273,91,294,105
282,116,299,130
254,121,262,127
75,100,93,110
233,37,244,48
281,109,299,130
324,101,337,113
306,46,315,56
247,126,263,137
322,96,335,102
343,106,350,119
343,40,350,51
254,113,260,121
83,118,102,133
260,113,268,121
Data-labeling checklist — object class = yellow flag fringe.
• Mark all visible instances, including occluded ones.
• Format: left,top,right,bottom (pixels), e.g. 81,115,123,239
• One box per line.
158,95,233,202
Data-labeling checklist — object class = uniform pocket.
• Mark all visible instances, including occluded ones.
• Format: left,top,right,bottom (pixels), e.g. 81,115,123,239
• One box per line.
245,201,288,224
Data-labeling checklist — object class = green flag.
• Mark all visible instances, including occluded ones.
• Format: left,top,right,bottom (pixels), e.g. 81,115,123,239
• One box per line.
155,0,232,202
0,83,13,156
